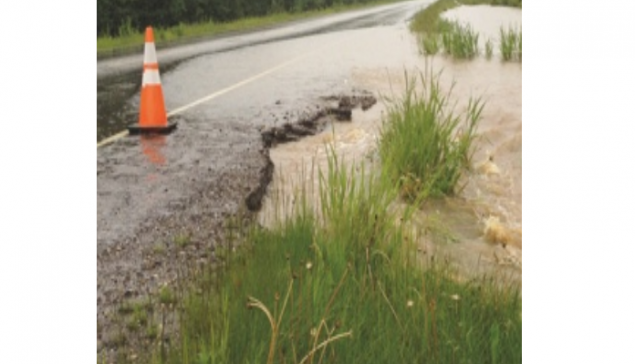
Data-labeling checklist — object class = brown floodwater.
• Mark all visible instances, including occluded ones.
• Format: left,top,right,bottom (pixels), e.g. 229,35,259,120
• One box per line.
259,5,522,281
442,5,522,46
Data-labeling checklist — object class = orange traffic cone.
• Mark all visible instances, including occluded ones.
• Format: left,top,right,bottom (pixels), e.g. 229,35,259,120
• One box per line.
128,27,177,135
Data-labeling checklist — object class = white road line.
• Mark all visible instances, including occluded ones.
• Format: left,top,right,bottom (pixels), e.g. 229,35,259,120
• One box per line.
97,36,351,149
167,49,319,117
96,130,129,148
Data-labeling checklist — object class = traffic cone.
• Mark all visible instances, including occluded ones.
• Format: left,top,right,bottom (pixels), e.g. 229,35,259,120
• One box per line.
128,26,177,135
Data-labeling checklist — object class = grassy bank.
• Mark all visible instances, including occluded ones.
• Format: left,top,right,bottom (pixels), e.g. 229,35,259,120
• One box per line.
106,71,521,364
155,156,520,364
98,0,400,58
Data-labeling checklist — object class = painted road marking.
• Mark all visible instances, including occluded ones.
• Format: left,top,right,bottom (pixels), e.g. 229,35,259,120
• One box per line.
96,130,130,148
97,36,352,149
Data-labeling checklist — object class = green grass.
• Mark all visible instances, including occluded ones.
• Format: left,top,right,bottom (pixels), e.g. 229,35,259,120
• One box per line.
439,20,480,59
379,70,483,200
460,0,522,8
145,324,160,340
411,0,459,58
159,286,177,306
98,0,404,58
410,0,458,34
500,26,522,62
420,33,441,56
153,242,167,255
148,147,520,363
174,234,192,249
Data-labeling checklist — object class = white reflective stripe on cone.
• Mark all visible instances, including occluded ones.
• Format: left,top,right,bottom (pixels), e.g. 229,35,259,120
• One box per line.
142,70,161,86
143,43,158,64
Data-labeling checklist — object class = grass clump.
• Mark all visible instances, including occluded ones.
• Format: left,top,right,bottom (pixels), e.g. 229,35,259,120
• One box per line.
439,20,480,59
158,286,177,306
145,324,160,340
420,34,441,56
500,26,522,61
411,0,456,57
153,242,167,255
174,234,191,249
379,71,484,201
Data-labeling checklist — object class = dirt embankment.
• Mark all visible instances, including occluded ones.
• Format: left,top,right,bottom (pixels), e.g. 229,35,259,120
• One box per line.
261,93,376,147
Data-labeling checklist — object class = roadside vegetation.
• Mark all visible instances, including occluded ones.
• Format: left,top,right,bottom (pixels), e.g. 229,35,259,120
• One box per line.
440,20,480,58
98,0,404,58
411,0,521,62
500,26,522,61
460,0,521,7
105,70,521,363
379,71,483,200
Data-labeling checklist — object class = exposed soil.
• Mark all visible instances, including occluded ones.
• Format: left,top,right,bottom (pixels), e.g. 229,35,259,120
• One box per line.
260,92,376,147
97,92,377,363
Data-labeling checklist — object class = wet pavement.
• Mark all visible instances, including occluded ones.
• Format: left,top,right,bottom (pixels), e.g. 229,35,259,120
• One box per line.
97,0,432,142
97,1,521,360
97,1,430,79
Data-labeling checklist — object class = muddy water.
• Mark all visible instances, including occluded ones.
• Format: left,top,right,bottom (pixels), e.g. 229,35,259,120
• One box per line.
260,6,522,281
442,5,522,46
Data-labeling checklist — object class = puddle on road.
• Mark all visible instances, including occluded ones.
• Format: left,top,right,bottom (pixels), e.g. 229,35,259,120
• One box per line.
259,5,522,281
140,135,167,165
97,74,139,142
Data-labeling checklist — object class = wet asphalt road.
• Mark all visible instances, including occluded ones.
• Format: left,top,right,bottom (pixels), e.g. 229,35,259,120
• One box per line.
97,0,431,243
97,0,431,356
97,0,431,141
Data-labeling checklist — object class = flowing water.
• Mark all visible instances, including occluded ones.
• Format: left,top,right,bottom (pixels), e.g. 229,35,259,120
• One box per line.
259,5,522,281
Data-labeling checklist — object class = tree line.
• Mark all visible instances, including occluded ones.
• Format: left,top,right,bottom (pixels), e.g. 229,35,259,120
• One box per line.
98,0,381,37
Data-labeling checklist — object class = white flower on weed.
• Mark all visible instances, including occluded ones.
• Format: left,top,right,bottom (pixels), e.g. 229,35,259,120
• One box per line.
306,261,313,270
407,300,414,308
450,294,460,301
